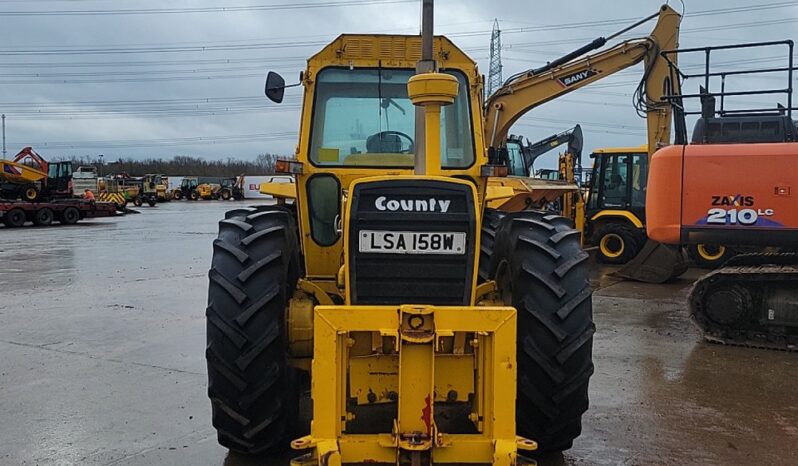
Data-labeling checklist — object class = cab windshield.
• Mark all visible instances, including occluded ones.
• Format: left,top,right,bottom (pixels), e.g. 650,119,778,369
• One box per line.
309,68,474,168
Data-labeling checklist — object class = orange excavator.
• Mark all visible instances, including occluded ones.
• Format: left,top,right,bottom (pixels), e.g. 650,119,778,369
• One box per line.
646,40,798,350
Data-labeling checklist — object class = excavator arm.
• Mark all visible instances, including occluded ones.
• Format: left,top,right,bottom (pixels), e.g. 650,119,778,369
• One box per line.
12,147,50,173
484,4,681,157
523,124,583,173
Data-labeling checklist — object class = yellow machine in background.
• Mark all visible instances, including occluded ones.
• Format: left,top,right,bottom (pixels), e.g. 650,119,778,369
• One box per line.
0,160,47,185
481,4,680,220
144,174,169,202
98,178,139,209
196,182,221,200
581,146,735,268
207,3,683,465
475,3,689,282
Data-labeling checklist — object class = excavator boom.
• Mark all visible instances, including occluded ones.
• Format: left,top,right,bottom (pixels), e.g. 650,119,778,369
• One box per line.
484,4,681,156
12,147,50,174
482,5,687,283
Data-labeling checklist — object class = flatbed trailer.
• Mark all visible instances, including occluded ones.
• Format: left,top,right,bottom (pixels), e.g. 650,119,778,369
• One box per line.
0,198,117,227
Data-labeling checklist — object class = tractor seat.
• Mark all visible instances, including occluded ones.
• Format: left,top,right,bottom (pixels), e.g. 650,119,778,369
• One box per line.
366,133,403,153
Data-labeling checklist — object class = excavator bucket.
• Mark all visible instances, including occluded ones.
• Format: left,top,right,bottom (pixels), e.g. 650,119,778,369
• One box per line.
615,239,688,284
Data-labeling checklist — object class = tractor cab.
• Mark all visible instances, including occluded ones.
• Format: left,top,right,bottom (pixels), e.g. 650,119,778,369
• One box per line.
263,35,489,279
171,177,199,200
46,161,74,196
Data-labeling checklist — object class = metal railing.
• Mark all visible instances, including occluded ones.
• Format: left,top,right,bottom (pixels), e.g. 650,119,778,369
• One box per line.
661,40,796,115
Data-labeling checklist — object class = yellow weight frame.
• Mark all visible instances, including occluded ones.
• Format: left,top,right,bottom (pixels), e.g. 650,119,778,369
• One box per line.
290,304,536,466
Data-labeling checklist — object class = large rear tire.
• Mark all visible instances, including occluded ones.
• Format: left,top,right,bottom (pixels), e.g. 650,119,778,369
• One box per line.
206,206,302,455
478,208,506,282
489,211,594,453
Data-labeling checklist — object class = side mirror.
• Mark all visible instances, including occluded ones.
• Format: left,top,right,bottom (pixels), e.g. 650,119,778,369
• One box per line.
265,71,286,103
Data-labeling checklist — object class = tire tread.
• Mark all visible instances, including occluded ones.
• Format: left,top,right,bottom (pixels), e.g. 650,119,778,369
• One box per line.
206,206,301,454
489,210,594,453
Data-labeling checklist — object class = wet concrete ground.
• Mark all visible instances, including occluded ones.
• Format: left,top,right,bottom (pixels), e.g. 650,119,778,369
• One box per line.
1,201,796,465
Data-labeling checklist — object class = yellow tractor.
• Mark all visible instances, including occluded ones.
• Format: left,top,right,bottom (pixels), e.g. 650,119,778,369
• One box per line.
197,182,221,200
207,3,681,464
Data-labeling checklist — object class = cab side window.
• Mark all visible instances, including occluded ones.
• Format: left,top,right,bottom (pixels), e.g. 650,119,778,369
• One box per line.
307,175,341,246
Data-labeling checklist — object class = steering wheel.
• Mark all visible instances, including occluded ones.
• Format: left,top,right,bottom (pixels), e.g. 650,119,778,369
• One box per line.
367,130,415,154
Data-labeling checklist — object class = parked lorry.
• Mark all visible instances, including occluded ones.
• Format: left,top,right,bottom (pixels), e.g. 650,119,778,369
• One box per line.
1,198,116,227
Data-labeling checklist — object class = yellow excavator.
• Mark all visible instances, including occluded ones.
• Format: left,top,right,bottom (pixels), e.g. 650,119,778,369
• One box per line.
479,3,687,282
213,3,681,465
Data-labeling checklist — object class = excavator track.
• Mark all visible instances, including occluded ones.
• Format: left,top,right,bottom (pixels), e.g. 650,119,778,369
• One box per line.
689,253,798,351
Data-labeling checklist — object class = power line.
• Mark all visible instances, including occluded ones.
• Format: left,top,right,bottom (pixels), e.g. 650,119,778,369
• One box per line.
11,132,299,149
0,56,306,69
0,72,266,84
2,2,797,56
0,40,329,56
0,0,417,16
0,95,292,108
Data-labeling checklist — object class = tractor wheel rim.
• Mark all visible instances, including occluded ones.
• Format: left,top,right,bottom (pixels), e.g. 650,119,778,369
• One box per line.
600,233,625,258
697,244,726,261
26,188,36,199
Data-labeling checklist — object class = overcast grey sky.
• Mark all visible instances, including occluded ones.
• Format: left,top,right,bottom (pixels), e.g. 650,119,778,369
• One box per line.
0,0,795,169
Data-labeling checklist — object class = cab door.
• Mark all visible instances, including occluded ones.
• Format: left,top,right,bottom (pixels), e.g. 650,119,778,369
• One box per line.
628,152,649,223
596,154,631,210
47,162,73,194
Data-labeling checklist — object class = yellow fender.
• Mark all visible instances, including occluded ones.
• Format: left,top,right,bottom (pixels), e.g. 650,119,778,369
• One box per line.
259,181,297,199
590,210,644,229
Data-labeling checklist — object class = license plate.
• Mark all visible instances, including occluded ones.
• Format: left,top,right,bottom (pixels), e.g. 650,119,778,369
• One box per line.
359,230,466,255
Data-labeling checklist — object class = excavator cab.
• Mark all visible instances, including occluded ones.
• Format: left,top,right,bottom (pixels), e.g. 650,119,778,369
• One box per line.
504,136,529,176
536,169,560,180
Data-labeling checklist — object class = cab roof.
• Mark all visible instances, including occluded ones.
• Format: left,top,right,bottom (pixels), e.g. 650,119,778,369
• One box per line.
307,34,477,71
591,144,648,154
